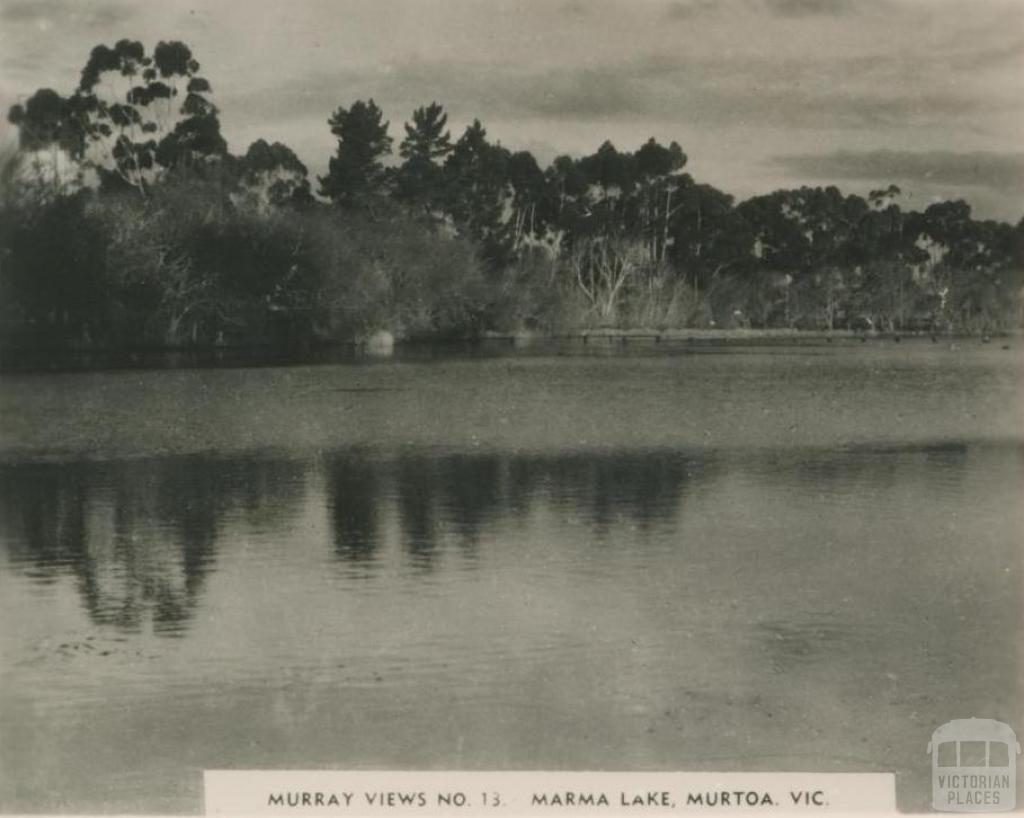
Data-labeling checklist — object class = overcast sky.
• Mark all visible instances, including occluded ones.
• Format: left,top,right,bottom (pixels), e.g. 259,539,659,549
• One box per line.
1,0,1022,219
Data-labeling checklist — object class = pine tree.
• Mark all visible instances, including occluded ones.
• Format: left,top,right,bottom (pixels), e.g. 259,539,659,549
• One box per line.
318,99,392,208
399,102,452,162
394,102,452,210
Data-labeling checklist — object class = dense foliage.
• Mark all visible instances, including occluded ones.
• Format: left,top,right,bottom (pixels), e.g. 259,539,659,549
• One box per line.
3,40,1022,351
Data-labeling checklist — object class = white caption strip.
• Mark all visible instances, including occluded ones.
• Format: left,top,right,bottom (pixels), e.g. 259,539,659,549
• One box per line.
205,771,896,816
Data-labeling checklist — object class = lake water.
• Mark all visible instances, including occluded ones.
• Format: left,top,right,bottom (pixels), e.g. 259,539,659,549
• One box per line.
1,340,1021,813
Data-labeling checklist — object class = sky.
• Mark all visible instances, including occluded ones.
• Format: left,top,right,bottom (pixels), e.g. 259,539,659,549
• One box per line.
1,0,1022,220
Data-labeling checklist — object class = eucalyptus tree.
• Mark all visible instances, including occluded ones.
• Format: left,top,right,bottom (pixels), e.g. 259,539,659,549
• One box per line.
573,140,636,237
667,179,752,300
7,40,224,197
505,150,548,247
77,39,224,192
846,189,937,331
545,139,689,321
632,138,687,262
868,184,901,211
793,187,869,328
7,89,85,156
735,191,814,325
237,139,312,210
6,88,87,198
545,154,588,223
912,201,1022,330
561,138,685,250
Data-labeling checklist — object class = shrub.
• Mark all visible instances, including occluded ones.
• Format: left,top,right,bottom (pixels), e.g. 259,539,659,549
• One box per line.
0,190,108,347
308,211,487,340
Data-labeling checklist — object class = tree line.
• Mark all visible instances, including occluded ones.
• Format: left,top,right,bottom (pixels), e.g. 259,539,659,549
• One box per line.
3,39,1022,350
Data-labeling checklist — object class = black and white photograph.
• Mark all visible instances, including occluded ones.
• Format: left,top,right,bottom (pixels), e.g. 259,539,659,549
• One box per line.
0,0,1021,814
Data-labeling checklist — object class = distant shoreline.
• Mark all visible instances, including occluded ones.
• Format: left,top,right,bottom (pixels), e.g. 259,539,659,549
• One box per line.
483,327,1016,342
1,327,1017,375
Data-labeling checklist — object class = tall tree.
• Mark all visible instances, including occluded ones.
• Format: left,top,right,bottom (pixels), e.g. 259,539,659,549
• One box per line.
6,89,87,197
505,150,547,247
543,154,589,237
399,102,452,162
7,89,86,157
319,99,393,208
441,119,511,254
632,137,686,261
237,139,312,210
78,39,224,191
8,40,225,196
394,102,452,211
668,179,749,292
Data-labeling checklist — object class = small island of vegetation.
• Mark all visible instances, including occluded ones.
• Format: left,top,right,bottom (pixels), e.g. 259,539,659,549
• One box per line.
3,39,1022,357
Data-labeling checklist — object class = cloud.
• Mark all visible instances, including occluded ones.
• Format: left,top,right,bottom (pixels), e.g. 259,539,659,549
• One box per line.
0,0,135,27
478,55,1000,130
1,50,49,73
503,68,650,119
221,45,1015,150
87,3,130,27
558,0,591,17
663,0,865,19
220,60,639,127
663,0,719,19
948,36,1024,71
0,0,56,22
774,149,1024,193
762,0,858,16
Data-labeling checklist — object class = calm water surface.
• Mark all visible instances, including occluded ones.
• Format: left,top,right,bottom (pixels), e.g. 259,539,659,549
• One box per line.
1,342,1021,813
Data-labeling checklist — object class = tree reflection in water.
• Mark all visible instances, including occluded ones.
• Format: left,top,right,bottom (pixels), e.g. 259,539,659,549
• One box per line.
4,444,968,638
0,457,306,635
2,449,717,624
324,449,715,570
